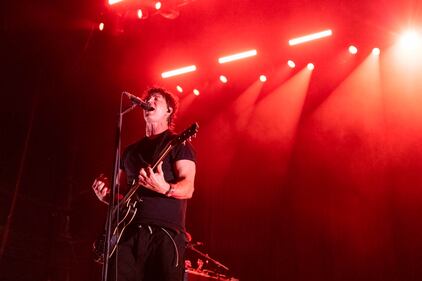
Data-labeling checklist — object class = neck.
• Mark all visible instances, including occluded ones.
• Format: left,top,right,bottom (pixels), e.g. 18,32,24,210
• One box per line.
145,121,169,137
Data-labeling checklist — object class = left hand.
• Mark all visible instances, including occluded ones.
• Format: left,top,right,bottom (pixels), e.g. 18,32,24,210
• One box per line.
138,161,170,194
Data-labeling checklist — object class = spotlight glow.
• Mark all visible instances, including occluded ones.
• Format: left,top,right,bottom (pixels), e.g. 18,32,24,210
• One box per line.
348,45,358,54
137,9,143,19
288,29,332,46
193,89,200,96
161,65,197,78
218,49,257,64
219,75,228,83
99,22,104,31
399,30,422,49
287,60,296,68
155,2,162,10
259,75,267,82
108,0,124,5
307,63,315,70
372,48,380,56
176,85,183,93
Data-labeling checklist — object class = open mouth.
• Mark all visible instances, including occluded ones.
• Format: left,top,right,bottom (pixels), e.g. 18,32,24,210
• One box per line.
145,104,155,112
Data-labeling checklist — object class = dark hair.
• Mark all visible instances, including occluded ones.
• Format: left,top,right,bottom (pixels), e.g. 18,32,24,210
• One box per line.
142,87,178,129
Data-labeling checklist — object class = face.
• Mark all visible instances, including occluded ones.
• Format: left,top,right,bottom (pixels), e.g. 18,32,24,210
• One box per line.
143,93,171,124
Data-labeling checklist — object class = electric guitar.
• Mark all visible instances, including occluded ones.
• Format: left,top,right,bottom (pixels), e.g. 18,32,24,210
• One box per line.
93,122,199,264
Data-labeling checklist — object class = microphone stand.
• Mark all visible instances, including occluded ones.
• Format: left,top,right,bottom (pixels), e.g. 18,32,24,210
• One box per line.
101,93,137,281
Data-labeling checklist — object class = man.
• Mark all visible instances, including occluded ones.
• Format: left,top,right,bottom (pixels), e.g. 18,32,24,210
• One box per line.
92,87,196,281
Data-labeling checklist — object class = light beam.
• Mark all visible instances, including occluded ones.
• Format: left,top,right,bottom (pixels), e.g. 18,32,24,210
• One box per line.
161,65,197,78
289,29,333,46
218,49,257,64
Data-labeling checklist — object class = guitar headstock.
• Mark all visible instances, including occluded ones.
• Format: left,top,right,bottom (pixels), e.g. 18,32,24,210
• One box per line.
174,122,199,145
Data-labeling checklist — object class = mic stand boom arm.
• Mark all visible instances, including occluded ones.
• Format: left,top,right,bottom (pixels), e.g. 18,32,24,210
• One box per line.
187,244,229,271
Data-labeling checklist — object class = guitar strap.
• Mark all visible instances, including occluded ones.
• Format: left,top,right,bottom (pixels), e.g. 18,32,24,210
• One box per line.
149,130,173,169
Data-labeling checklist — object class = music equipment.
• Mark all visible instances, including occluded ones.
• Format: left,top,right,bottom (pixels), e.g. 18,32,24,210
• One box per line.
184,269,239,281
93,123,199,263
123,91,154,111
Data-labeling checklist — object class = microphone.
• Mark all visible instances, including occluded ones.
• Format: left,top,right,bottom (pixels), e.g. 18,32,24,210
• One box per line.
123,91,154,111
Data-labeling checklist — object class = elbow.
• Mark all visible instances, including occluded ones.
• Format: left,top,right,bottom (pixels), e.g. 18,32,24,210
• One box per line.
186,185,195,199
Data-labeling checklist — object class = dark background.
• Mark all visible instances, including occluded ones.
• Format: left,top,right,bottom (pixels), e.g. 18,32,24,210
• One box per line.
2,1,422,281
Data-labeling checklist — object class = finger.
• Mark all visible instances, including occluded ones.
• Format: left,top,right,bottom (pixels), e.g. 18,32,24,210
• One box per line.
139,168,147,178
138,174,147,183
146,166,153,177
97,182,105,192
93,178,101,187
93,181,100,192
101,187,109,197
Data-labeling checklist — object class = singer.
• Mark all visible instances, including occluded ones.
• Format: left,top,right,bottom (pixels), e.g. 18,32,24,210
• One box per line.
92,87,196,281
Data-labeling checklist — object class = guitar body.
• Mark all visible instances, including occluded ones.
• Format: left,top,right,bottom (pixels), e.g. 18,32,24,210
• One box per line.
93,198,138,264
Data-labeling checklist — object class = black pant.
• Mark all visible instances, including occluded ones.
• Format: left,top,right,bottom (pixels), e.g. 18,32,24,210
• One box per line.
108,224,186,281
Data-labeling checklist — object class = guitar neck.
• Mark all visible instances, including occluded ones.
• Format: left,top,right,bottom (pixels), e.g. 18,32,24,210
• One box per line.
117,140,175,207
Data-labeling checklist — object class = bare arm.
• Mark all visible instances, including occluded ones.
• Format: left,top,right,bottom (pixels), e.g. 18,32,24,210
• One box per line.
138,159,196,199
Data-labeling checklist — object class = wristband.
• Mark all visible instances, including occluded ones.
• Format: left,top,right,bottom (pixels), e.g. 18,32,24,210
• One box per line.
165,184,174,197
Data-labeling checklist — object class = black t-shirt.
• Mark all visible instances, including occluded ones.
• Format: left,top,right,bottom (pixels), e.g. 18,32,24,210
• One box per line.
120,130,196,232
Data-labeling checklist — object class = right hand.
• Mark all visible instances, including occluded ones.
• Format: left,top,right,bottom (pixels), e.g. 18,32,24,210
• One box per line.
92,174,110,203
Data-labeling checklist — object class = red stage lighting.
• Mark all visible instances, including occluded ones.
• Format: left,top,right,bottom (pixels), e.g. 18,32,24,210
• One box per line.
161,65,197,78
176,85,183,93
219,75,228,83
259,75,267,82
288,29,332,46
137,9,143,19
99,22,104,31
193,89,200,96
307,63,315,70
218,49,257,64
155,2,162,10
372,48,380,56
399,30,422,49
287,60,296,68
348,45,358,54
108,0,124,5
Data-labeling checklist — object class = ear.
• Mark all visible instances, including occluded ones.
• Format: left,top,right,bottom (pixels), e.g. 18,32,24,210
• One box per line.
167,107,173,114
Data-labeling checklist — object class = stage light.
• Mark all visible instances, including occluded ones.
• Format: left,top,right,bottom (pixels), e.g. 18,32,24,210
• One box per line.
193,89,200,96
372,48,380,56
137,9,143,19
176,85,183,93
218,49,257,64
99,22,104,31
287,60,296,68
399,30,422,49
161,65,197,78
155,2,162,10
307,63,314,70
108,0,124,5
288,29,332,46
219,75,228,83
348,45,358,54
259,75,267,82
